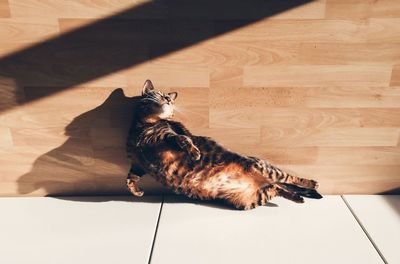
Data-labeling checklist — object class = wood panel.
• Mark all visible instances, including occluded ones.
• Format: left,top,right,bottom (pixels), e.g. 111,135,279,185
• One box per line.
0,17,59,43
214,18,400,43
7,0,154,18
211,86,400,107
210,108,400,128
147,42,400,67
0,0,399,196
325,0,400,19
244,65,392,87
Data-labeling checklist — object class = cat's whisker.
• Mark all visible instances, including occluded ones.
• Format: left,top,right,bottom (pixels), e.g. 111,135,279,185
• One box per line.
172,105,183,113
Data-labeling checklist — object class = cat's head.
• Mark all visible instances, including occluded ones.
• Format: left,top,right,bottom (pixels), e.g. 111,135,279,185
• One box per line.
139,80,178,120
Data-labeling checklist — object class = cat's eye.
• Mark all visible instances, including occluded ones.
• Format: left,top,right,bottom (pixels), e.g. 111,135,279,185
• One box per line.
161,94,171,103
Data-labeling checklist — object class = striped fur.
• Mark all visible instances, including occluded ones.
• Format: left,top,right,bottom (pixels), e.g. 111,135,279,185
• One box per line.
126,80,322,210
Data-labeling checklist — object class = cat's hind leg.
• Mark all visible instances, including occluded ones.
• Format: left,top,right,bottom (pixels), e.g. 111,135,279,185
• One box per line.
277,171,318,190
278,183,323,199
249,157,318,190
261,163,322,199
258,183,304,206
126,165,145,197
231,183,304,210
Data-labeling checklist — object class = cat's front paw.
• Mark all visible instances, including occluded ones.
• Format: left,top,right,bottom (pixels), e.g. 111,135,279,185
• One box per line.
189,145,201,161
127,178,144,197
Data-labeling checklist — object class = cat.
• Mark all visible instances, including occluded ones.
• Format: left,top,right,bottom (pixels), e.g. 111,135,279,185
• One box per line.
126,80,322,210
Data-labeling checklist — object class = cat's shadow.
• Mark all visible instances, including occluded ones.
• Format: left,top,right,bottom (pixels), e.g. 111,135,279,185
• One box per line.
53,195,278,211
16,88,141,196
16,88,251,210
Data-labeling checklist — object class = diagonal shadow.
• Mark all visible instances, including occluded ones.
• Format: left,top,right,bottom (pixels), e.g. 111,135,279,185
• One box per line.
0,0,312,112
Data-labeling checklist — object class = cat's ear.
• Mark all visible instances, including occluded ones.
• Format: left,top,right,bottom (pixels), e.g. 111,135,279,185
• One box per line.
168,92,178,100
142,79,154,95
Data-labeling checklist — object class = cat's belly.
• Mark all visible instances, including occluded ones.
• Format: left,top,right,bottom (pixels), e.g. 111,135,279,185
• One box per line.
148,145,261,200
196,163,260,199
163,162,260,202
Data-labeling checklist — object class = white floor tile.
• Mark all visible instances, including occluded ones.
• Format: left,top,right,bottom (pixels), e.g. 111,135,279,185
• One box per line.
151,195,384,264
344,195,400,264
0,196,161,264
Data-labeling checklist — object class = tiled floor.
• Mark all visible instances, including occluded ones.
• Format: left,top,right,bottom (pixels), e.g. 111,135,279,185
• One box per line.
0,195,398,264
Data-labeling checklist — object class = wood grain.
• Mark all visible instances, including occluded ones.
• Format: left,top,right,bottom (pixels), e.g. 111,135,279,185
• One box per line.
0,0,10,18
0,17,59,43
8,0,152,19
244,65,392,87
0,0,399,196
391,65,400,87
0,127,12,148
296,43,400,65
211,86,400,108
326,0,400,19
210,108,400,128
215,18,400,43
145,42,400,67
261,127,400,147
249,147,400,166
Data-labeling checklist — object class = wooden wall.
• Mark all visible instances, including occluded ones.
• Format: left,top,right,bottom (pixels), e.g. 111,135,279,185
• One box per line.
0,0,399,196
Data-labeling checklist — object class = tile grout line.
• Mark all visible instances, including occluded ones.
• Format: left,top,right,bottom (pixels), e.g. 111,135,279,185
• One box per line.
148,194,164,264
341,195,388,264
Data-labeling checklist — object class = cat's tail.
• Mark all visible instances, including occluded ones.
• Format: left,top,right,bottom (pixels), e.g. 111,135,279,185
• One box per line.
278,183,323,199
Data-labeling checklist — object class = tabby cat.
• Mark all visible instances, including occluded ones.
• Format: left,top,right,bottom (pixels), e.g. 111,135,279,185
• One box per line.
126,80,322,210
